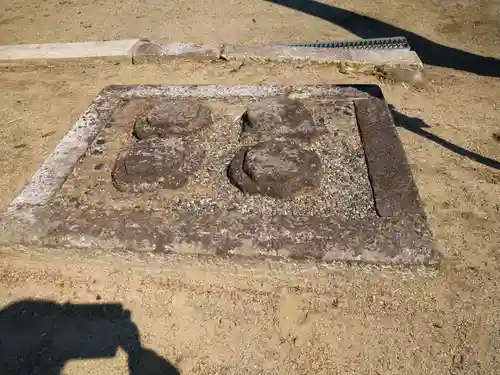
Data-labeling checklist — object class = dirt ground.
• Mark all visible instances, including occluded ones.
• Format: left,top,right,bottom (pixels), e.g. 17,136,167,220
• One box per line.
1,0,499,58
1,0,500,374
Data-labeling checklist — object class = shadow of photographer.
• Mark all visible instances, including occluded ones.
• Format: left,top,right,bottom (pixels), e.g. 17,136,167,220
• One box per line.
0,300,179,375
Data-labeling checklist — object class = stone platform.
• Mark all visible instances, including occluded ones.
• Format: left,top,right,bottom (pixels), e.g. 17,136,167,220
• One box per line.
0,84,437,264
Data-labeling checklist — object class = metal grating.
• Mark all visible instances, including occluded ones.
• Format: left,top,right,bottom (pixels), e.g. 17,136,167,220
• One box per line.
286,36,410,50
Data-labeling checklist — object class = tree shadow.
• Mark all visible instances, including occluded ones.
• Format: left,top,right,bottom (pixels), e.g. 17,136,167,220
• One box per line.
390,106,500,170
264,0,500,77
343,85,500,170
0,300,180,375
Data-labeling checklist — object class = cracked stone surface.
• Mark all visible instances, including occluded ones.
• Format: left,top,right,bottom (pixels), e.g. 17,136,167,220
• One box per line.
134,100,212,139
112,137,204,192
228,140,323,198
241,98,325,143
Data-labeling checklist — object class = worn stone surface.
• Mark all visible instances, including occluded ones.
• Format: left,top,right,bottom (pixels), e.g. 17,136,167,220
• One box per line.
221,45,351,63
241,98,324,143
355,98,424,217
134,100,212,139
47,208,436,263
0,84,437,265
132,43,222,63
228,141,322,197
219,45,424,85
112,137,204,192
0,39,143,65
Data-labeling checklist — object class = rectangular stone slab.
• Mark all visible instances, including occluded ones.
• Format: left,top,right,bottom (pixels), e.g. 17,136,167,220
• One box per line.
0,40,143,65
0,84,438,265
355,98,423,217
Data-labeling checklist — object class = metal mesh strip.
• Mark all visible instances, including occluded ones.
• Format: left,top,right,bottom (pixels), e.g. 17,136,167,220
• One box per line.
286,37,410,50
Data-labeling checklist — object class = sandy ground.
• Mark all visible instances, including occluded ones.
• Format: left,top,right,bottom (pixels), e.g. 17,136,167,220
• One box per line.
0,0,499,59
1,0,500,374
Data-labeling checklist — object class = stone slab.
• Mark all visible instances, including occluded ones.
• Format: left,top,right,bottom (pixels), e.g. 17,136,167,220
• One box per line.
220,45,424,83
221,45,351,62
0,84,438,265
355,98,424,217
349,49,422,67
0,39,145,65
0,39,424,84
221,44,423,66
131,42,424,82
133,42,222,63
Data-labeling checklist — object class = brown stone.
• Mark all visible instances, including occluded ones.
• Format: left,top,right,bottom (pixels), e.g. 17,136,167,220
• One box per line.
228,141,322,197
241,98,324,142
112,138,204,192
134,100,212,139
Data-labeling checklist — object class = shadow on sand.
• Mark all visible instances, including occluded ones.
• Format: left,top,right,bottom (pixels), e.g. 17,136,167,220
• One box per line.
265,0,500,77
344,85,500,170
390,107,500,170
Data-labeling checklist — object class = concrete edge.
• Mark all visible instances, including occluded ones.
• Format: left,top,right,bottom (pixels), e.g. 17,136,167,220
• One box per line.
132,42,424,68
0,40,424,82
221,45,423,66
6,87,122,213
132,42,223,63
0,39,147,66
134,42,425,83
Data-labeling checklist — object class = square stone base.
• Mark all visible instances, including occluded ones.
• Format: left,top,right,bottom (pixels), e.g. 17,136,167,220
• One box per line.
0,84,438,265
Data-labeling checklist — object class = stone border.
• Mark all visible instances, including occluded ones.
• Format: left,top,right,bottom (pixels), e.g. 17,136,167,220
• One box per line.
355,98,424,217
0,84,438,265
0,39,146,66
0,40,424,82
133,42,424,82
220,44,422,66
132,42,223,62
131,42,422,67
5,88,121,211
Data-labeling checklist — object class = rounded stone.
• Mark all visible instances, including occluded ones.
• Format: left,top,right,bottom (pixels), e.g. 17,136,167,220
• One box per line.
112,138,204,192
134,100,212,139
228,141,322,197
242,98,322,142
227,147,261,195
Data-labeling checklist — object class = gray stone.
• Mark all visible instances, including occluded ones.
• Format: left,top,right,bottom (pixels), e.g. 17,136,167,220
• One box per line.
134,100,212,139
228,141,322,197
0,84,437,265
241,98,324,143
221,44,351,62
0,39,144,65
132,42,222,63
219,45,425,85
354,98,424,217
112,137,204,192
